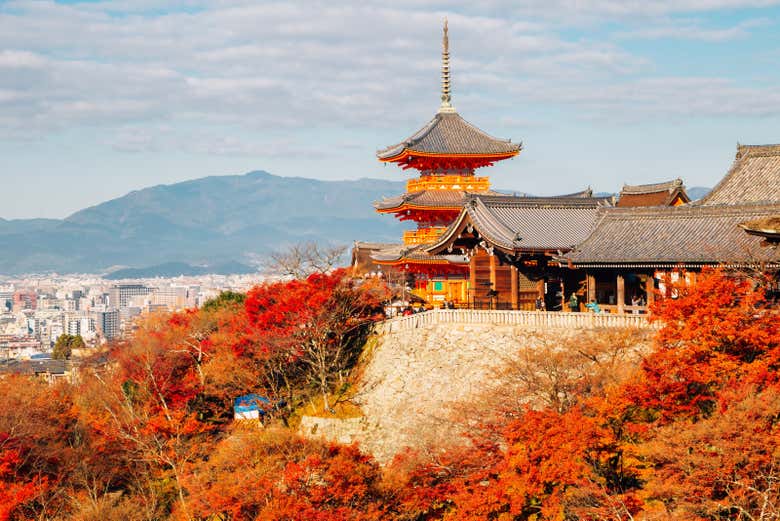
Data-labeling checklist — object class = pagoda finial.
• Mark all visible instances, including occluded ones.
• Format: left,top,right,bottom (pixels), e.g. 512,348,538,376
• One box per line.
438,17,455,113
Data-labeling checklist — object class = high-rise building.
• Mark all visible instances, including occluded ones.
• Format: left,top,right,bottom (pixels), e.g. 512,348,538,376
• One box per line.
108,284,151,309
93,309,120,340
152,286,189,310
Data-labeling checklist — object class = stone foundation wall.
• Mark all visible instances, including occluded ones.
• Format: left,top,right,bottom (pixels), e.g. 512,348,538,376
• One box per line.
301,322,652,463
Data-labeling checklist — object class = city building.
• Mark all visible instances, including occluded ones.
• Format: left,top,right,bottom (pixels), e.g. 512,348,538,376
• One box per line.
108,284,152,308
93,309,120,340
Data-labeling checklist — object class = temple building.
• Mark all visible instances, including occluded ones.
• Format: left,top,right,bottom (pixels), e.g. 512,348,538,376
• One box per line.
421,143,780,313
354,22,780,313
616,178,689,207
368,20,521,305
424,192,613,310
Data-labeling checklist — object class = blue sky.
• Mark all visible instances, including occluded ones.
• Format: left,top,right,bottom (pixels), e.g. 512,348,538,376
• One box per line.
2,0,780,218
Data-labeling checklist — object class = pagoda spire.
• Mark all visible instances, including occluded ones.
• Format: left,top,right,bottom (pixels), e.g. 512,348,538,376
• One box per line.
438,18,455,113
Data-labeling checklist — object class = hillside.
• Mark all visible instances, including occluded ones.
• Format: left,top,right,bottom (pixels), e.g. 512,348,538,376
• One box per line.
0,171,407,275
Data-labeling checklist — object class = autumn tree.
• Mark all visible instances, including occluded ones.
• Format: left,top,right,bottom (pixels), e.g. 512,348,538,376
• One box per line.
640,387,780,519
0,377,80,521
185,427,389,520
242,269,388,412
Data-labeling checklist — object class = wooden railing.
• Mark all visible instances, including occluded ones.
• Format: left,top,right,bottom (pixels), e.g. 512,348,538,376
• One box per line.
406,175,490,193
376,309,659,334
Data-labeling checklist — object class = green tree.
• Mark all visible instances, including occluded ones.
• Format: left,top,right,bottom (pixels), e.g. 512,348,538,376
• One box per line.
52,334,84,359
201,290,245,312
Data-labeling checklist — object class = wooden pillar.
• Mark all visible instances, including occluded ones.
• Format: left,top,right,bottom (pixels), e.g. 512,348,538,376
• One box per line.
616,273,625,314
469,255,477,307
489,254,497,309
587,273,596,304
489,254,497,289
510,265,519,310
645,274,655,307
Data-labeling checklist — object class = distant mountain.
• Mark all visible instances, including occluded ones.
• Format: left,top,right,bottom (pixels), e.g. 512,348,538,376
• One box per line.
105,261,257,280
0,171,408,275
0,172,714,276
687,186,711,201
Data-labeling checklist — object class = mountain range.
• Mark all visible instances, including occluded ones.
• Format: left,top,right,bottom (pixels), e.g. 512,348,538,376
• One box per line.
0,171,711,276
0,172,408,275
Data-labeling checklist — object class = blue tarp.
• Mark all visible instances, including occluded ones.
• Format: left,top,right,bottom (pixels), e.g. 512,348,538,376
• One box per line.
233,394,271,414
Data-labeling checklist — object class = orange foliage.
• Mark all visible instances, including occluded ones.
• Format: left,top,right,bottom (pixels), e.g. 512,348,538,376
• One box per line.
0,267,778,520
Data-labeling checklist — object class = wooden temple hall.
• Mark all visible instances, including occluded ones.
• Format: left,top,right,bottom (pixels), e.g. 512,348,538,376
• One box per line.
352,22,780,313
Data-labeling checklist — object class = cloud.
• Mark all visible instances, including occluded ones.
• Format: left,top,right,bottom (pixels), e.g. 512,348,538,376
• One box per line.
615,17,771,41
0,0,778,147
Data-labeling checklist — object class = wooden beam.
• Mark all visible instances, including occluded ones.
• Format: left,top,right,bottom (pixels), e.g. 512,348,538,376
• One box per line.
510,265,519,310
616,274,625,314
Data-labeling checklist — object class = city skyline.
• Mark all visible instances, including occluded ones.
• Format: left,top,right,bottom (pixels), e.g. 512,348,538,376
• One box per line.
2,1,780,219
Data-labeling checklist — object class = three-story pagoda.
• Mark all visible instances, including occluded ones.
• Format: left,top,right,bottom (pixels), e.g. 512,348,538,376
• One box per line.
372,20,521,305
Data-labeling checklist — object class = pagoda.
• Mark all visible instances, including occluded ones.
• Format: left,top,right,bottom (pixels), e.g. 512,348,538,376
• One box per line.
371,20,521,305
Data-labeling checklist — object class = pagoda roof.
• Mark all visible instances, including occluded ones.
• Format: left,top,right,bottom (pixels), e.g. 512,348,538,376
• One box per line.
698,144,780,206
370,243,469,266
617,178,690,207
374,189,508,212
426,193,613,254
564,203,780,268
377,111,521,162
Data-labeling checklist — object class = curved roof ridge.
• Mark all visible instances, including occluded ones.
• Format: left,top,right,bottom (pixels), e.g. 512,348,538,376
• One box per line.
468,193,613,208
736,143,780,158
621,178,683,195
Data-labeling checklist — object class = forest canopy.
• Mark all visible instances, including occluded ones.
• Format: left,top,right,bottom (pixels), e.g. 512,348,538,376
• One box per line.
0,268,778,520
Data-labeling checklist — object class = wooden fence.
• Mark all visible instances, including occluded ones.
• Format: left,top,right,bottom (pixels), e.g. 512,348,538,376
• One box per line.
376,309,660,334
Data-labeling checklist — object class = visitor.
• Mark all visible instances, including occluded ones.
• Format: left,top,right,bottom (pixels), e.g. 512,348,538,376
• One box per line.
535,296,546,311
585,299,601,313
569,292,579,312
631,295,640,314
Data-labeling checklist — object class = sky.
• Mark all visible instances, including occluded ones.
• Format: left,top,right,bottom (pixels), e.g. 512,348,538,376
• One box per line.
2,0,780,219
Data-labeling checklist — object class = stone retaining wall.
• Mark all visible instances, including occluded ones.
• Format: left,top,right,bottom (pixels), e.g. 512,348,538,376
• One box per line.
301,322,652,463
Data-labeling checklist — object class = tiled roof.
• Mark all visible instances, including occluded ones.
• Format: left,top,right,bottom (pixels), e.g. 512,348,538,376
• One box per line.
370,243,468,264
377,112,521,160
699,144,780,206
565,203,780,267
374,189,511,212
0,358,70,375
617,178,689,207
351,241,401,273
427,193,612,254
374,190,466,211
